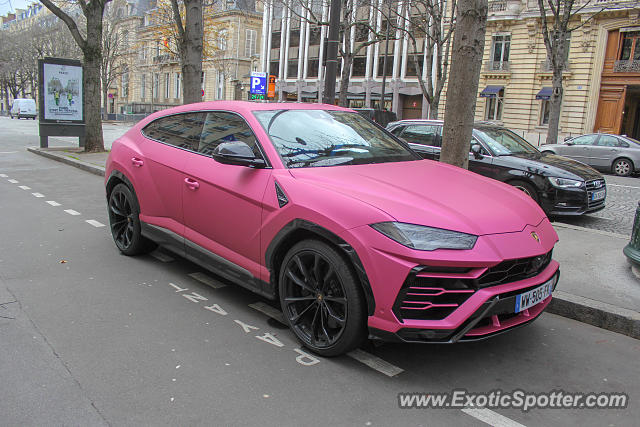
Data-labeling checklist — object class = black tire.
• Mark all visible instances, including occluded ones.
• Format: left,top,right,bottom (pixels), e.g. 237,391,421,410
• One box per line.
279,239,366,357
509,180,539,204
612,158,633,177
107,183,156,255
541,150,554,155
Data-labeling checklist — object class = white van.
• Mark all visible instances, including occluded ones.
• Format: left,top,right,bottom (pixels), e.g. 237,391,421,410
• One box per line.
10,98,37,120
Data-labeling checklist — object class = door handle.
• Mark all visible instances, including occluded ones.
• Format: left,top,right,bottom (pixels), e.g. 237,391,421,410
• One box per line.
131,158,144,167
184,177,199,190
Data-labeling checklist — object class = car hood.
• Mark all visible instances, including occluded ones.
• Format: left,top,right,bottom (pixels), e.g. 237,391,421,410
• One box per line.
289,160,546,236
504,152,603,181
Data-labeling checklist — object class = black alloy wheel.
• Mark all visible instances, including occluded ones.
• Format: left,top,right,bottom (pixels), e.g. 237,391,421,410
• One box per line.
279,240,365,356
108,183,155,255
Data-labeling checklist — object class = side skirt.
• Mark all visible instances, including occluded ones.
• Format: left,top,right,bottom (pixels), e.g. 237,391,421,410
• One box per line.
141,222,274,300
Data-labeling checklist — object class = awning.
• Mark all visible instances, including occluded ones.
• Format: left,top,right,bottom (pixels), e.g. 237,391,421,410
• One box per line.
479,85,504,98
399,86,423,96
536,87,553,100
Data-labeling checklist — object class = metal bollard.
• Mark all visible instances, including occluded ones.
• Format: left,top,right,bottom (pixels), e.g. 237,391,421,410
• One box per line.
623,201,640,266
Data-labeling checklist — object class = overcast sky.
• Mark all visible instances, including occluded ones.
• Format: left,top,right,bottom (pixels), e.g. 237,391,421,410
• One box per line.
0,0,33,17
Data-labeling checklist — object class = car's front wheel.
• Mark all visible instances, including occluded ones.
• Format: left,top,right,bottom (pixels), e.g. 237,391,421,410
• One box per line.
107,183,156,255
612,158,633,177
279,239,366,357
509,180,539,204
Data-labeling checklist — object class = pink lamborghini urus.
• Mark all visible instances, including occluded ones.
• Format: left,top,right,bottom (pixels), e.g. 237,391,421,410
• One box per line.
105,101,559,356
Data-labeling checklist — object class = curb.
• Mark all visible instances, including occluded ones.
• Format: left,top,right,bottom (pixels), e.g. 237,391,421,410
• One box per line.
27,147,105,177
547,291,640,339
26,145,640,340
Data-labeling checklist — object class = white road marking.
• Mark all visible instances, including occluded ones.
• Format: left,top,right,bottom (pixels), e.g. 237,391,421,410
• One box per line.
151,251,175,263
188,272,226,289
32,192,44,198
461,408,527,427
8,179,18,183
18,185,31,190
607,183,640,189
294,348,321,366
85,219,105,228
347,348,404,377
234,319,260,333
64,209,81,216
249,302,286,325
46,201,61,206
203,304,228,315
0,174,7,177
255,333,285,347
169,282,188,293
182,292,208,303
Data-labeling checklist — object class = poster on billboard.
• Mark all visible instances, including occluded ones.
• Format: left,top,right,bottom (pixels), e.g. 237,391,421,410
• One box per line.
38,58,84,123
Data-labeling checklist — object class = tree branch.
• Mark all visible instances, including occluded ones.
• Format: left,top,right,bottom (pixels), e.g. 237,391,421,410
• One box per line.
39,0,87,50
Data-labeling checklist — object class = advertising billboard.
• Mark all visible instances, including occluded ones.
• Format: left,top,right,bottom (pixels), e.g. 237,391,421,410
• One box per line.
39,58,84,123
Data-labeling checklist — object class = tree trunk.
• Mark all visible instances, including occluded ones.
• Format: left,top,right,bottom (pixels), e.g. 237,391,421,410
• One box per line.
440,0,488,169
338,54,352,107
83,4,106,152
180,0,204,105
546,69,563,145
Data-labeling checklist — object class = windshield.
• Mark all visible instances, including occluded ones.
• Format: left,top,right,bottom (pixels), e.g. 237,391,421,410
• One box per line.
253,110,419,168
474,127,540,156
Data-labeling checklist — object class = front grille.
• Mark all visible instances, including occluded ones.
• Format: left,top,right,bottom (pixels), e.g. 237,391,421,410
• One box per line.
393,251,553,322
586,179,606,209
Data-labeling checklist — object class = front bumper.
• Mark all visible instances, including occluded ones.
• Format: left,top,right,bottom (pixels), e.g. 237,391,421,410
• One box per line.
341,218,559,343
540,179,606,216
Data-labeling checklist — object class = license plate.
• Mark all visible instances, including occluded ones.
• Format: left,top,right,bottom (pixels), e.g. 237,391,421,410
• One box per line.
515,277,555,313
591,189,605,201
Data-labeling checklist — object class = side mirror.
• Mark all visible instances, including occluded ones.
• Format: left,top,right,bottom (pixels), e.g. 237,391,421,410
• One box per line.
212,141,266,168
566,141,574,146
471,144,484,159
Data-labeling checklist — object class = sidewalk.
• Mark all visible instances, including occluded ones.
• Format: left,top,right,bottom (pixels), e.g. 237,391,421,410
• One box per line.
27,146,640,340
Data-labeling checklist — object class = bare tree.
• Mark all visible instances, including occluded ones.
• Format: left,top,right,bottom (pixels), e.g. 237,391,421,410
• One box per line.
101,3,127,119
440,0,487,169
536,0,601,144
40,0,112,152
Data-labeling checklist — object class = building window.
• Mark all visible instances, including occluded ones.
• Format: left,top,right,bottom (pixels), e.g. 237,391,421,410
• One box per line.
270,61,279,76
218,29,228,51
307,58,319,78
141,74,146,100
406,54,424,77
174,73,180,99
245,29,257,57
289,30,300,48
121,66,129,98
620,31,640,61
540,100,550,125
485,89,504,121
153,73,159,98
490,34,510,71
352,57,366,77
377,55,393,77
271,31,281,49
355,23,369,42
165,72,170,98
287,59,298,78
309,26,321,45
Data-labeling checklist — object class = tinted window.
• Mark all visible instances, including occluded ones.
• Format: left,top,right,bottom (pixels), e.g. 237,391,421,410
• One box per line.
400,125,442,148
474,128,538,155
253,110,419,168
390,126,405,136
198,112,263,158
571,135,598,146
598,135,628,148
142,113,206,151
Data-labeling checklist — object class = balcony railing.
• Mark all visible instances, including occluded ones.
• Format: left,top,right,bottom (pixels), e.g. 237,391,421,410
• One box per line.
614,60,640,73
485,60,510,72
152,54,179,65
489,0,507,12
540,59,570,72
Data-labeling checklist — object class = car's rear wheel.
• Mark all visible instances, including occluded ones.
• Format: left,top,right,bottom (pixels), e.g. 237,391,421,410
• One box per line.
108,183,156,255
279,239,366,357
612,158,633,177
509,180,539,204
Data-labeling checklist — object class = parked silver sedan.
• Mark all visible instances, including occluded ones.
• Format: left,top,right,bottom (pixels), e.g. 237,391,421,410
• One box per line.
541,134,640,177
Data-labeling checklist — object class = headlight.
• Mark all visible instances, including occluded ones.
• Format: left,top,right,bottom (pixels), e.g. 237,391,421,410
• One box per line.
370,222,477,251
548,177,583,188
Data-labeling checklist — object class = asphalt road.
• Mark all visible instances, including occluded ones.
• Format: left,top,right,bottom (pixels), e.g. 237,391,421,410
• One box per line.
1,117,639,426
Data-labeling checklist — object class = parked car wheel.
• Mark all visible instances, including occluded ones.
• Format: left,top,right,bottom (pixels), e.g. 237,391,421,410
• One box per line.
612,158,633,177
279,239,366,357
509,180,539,204
108,183,156,255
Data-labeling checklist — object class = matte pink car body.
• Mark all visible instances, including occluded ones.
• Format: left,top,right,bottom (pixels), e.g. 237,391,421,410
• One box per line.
106,101,559,344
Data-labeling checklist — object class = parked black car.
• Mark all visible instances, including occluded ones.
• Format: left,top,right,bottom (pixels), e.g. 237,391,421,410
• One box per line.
386,120,607,216
353,108,398,128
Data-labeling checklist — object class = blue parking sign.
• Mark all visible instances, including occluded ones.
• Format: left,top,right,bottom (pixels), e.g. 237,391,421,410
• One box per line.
250,72,267,95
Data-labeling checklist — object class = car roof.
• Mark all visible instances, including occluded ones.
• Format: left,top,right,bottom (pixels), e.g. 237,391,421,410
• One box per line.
147,101,352,117
387,119,505,128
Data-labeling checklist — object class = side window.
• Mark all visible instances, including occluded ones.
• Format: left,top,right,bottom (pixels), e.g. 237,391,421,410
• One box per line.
570,135,598,146
598,135,628,148
400,125,442,147
198,111,263,158
142,113,206,151
390,126,405,136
